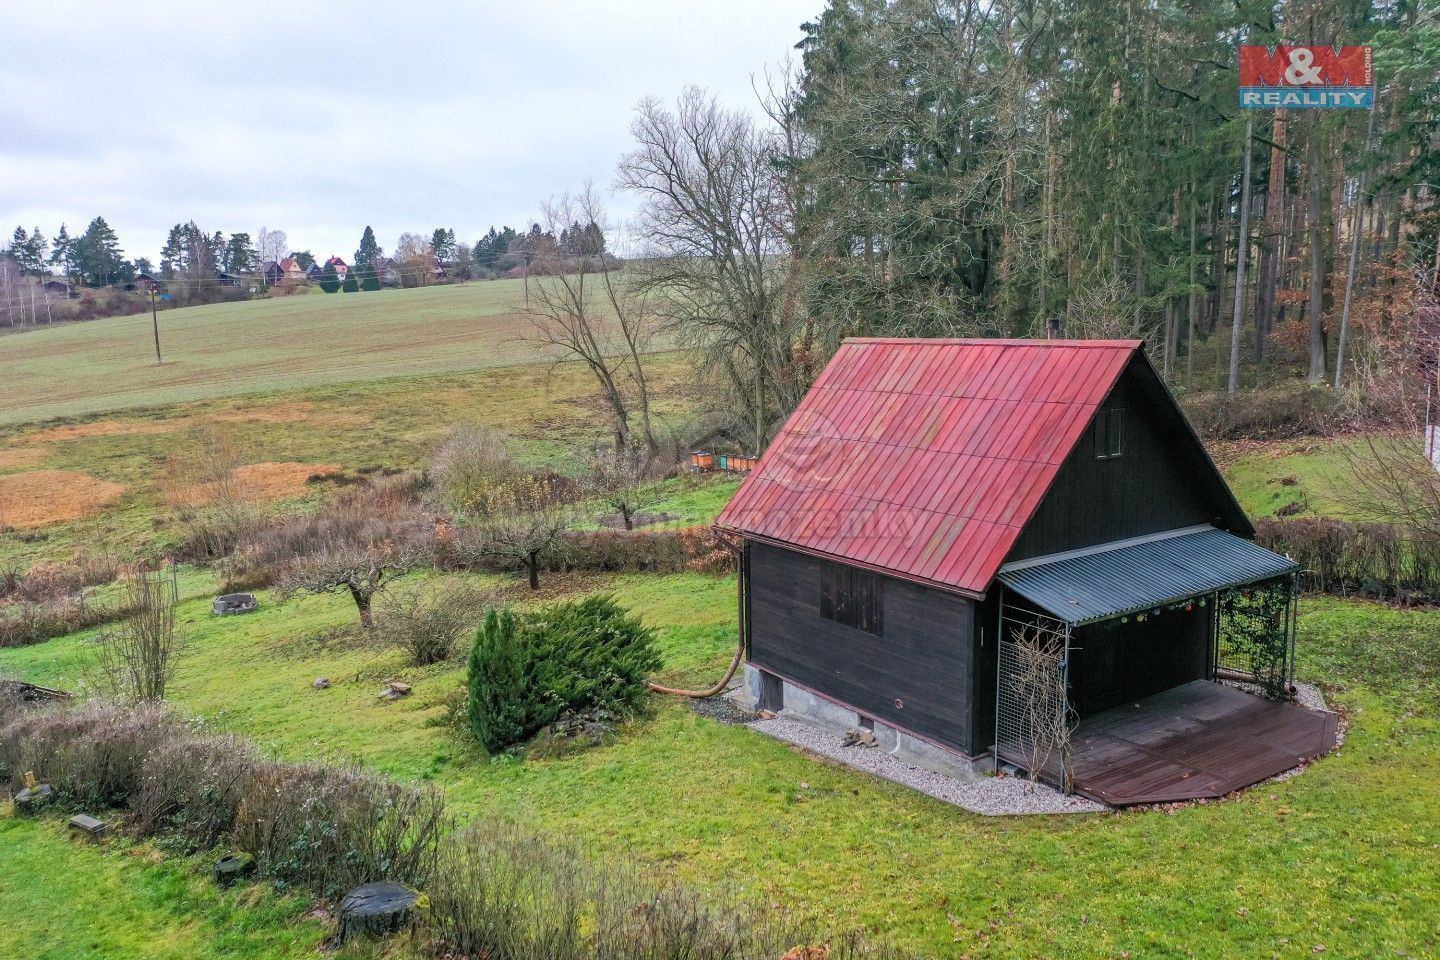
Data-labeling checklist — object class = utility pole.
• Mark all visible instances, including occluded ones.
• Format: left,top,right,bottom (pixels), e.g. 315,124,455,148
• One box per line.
150,286,162,364
1227,119,1254,396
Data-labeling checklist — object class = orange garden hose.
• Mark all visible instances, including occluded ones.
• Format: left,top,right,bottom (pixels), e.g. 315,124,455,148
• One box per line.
646,637,745,698
646,532,746,698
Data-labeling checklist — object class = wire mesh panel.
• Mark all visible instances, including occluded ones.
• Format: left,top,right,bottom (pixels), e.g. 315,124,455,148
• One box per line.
995,606,1072,789
1214,574,1296,699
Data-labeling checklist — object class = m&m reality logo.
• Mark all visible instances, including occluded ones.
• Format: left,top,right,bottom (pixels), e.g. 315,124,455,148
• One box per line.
1239,45,1374,108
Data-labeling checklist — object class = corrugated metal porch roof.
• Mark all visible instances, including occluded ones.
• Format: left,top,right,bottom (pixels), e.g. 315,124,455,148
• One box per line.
996,525,1298,626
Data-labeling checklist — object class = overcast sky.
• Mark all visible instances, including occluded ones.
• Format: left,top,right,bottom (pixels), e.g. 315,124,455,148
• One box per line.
0,1,818,266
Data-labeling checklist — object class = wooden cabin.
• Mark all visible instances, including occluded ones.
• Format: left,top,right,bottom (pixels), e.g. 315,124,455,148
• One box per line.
716,338,1336,805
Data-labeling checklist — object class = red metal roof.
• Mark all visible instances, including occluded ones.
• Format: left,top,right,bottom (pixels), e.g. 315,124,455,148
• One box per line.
715,338,1142,597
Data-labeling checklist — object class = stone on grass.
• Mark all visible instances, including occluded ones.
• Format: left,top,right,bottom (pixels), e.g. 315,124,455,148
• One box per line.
14,783,55,813
68,814,108,839
213,852,255,886
338,881,420,943
312,677,331,690
378,680,411,702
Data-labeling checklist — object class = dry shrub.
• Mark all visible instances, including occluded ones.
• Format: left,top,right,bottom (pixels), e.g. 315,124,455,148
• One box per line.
429,823,907,960
0,554,125,649
432,424,517,512
233,762,446,897
0,699,179,809
163,426,266,561
131,733,257,848
0,554,123,603
94,568,181,703
1255,517,1440,602
374,579,492,665
551,527,732,575
1180,384,1348,441
0,593,114,648
0,698,447,899
445,526,731,577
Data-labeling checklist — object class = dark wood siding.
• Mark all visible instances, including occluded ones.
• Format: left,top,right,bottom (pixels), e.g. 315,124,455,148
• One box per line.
1067,604,1211,716
1008,358,1235,562
747,542,979,756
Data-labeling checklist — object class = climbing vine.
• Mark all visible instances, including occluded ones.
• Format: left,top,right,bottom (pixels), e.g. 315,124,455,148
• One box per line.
1216,577,1294,700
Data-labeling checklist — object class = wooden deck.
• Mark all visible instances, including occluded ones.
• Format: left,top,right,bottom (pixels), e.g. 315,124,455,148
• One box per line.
1068,681,1338,806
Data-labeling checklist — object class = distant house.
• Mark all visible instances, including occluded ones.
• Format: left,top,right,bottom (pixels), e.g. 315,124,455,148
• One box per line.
216,271,242,287
373,257,401,287
278,257,307,283
132,273,159,292
325,256,349,280
261,260,283,286
306,263,324,282
41,279,71,298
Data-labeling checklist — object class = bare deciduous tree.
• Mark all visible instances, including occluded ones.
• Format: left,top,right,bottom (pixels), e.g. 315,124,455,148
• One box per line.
616,87,792,456
394,232,436,287
464,475,571,591
280,538,425,630
257,227,288,265
274,488,432,628
586,443,662,530
528,185,660,453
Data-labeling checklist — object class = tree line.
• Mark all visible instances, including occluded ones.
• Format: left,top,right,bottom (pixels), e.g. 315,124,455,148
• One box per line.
591,0,1440,454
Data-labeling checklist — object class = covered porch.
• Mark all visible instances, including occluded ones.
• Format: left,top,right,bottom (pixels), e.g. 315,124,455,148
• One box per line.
991,525,1337,805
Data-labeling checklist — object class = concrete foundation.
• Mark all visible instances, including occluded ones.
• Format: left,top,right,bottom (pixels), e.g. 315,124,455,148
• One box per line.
731,664,987,783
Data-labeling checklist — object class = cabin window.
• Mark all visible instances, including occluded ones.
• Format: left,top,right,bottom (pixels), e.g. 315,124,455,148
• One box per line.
820,562,883,636
1094,408,1124,460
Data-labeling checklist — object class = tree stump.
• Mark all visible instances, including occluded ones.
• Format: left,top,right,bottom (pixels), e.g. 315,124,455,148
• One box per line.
213,852,255,886
13,783,54,814
338,882,419,943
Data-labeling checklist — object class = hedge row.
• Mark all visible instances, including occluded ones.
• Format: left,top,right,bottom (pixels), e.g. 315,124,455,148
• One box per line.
1255,518,1440,602
0,700,443,897
0,696,910,960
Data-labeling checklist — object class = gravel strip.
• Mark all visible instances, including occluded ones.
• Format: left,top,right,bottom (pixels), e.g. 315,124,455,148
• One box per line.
689,695,758,725
748,716,1104,816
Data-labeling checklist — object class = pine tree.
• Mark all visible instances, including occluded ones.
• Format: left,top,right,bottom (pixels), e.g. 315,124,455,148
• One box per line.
74,217,125,286
355,226,380,268
49,223,72,277
224,233,257,273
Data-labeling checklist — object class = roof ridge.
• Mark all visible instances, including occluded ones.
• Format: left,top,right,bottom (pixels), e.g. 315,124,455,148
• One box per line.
842,337,1143,348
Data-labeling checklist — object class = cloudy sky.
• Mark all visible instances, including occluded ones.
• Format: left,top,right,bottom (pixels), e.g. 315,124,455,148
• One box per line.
0,1,818,266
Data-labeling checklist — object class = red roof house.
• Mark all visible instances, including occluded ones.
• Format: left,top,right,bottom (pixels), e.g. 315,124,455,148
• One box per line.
718,338,1332,806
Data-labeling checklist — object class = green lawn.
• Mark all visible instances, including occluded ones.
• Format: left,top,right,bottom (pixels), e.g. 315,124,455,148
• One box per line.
5,568,1439,959
0,279,667,426
0,817,337,960
1220,437,1359,520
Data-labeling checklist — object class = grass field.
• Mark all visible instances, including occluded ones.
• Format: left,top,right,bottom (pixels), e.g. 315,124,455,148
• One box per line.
0,351,705,569
3,565,1438,958
0,279,648,426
